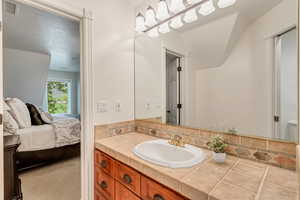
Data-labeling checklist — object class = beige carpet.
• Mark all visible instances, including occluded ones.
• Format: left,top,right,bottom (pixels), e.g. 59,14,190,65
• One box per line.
20,157,81,200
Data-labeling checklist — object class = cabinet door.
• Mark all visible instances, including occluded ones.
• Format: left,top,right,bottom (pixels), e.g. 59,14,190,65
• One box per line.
115,161,141,195
95,167,114,200
141,176,185,200
95,189,107,200
116,181,140,200
95,150,114,176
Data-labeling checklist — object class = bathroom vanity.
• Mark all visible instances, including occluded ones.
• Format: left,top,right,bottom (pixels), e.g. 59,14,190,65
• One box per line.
95,133,297,200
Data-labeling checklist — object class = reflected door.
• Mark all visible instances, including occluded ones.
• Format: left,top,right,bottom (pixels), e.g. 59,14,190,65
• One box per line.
274,28,298,142
166,52,181,125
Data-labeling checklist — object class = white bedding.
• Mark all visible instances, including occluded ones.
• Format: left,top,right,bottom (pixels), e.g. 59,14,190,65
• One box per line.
17,124,56,152
17,117,81,152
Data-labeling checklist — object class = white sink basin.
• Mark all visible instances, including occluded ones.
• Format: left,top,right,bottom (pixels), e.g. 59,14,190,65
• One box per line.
133,139,205,168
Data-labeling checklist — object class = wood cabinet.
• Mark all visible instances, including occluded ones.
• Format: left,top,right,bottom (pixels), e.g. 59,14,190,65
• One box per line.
94,149,187,200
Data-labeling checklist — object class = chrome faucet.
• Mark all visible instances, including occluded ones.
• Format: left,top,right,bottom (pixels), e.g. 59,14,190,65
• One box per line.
168,135,185,147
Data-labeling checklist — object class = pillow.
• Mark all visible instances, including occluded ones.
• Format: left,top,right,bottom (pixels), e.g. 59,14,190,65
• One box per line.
6,98,31,129
37,107,53,124
26,103,44,126
3,110,19,134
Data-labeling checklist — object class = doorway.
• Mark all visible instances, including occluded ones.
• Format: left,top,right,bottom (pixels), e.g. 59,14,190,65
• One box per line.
1,0,93,200
166,51,183,126
274,28,298,142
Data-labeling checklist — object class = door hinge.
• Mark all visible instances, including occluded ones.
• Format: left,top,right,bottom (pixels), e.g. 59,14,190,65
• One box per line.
177,66,182,72
177,104,182,109
274,115,280,122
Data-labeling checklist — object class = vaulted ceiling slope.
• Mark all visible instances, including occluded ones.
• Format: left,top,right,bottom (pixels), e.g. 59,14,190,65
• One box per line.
3,0,80,72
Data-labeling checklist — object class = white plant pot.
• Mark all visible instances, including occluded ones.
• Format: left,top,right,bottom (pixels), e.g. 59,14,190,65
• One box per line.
212,152,226,163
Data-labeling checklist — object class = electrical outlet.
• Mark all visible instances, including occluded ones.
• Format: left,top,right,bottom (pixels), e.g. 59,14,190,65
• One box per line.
114,102,121,112
97,101,108,113
145,103,150,110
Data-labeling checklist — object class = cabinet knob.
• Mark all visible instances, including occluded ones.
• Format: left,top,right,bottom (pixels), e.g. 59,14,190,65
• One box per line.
153,194,165,200
122,174,132,184
99,181,108,189
100,160,108,168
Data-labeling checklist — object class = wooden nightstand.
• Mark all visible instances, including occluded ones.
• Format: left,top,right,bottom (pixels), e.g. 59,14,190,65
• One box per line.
4,135,22,200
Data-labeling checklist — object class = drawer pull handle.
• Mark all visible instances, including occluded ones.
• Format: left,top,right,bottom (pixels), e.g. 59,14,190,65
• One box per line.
122,174,132,184
99,181,108,189
153,194,165,200
100,160,108,168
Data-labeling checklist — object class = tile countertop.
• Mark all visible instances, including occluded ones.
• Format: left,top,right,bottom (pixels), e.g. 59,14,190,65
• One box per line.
95,133,298,200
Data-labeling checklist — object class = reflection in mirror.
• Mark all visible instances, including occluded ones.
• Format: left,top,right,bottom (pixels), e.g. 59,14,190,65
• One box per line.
134,0,298,142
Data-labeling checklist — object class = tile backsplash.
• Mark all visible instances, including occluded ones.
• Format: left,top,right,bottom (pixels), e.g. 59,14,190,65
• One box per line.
95,120,297,170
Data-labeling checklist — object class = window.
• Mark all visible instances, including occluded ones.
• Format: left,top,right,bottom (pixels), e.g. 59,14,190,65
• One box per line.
47,80,71,114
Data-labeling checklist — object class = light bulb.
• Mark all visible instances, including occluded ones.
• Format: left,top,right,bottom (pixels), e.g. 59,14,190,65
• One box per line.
159,22,170,34
135,13,146,33
169,0,186,13
170,16,183,29
145,7,157,27
199,0,215,16
217,0,236,8
148,27,159,38
187,0,202,5
157,0,170,21
183,8,198,23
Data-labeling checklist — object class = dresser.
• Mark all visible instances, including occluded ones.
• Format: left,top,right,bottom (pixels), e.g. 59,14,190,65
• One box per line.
4,135,22,200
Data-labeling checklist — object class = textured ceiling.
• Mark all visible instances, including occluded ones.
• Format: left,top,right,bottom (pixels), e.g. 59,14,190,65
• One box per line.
3,0,80,72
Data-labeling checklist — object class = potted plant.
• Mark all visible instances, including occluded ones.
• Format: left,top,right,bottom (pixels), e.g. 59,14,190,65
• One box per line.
207,135,228,163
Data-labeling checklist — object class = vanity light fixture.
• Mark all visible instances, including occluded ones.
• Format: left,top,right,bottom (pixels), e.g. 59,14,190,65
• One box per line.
159,22,171,34
145,6,157,27
170,15,183,29
135,13,146,33
169,0,186,13
136,0,238,37
157,0,170,20
183,8,198,23
148,27,159,37
199,0,215,16
217,0,236,8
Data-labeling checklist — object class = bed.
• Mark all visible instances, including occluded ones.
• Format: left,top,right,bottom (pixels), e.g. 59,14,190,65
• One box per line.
15,116,81,171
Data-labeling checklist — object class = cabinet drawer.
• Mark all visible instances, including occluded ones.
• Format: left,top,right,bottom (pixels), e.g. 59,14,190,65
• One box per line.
141,176,185,200
115,161,141,195
95,189,107,200
95,150,114,175
95,167,115,200
116,181,141,200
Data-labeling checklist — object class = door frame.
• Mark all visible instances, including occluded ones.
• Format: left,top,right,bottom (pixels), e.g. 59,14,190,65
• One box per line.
0,1,94,200
162,48,186,125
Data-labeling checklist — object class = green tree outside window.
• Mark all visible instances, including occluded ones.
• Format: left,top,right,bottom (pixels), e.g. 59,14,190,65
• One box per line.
47,81,70,114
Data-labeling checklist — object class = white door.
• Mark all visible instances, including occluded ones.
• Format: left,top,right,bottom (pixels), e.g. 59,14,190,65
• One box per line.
274,28,298,142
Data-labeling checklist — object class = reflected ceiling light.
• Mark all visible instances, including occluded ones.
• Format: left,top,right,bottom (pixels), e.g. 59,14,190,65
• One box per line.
217,0,236,8
135,13,146,33
183,8,198,23
199,0,215,16
159,22,170,34
157,0,170,21
170,15,183,29
148,27,159,37
145,6,157,27
169,0,186,13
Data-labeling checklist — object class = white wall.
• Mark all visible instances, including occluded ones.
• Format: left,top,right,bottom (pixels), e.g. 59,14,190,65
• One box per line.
48,70,80,115
3,48,50,106
190,0,296,137
53,0,135,125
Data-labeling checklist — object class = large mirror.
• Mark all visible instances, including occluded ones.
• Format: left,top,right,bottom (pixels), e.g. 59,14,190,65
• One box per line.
134,0,298,142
